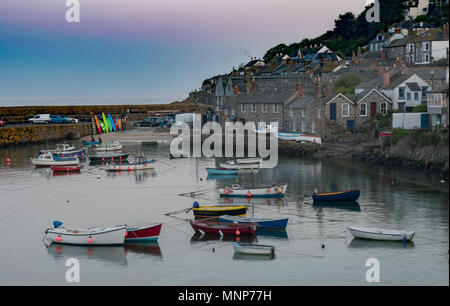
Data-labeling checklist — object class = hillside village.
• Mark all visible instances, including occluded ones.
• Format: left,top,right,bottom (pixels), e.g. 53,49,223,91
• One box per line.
188,1,449,145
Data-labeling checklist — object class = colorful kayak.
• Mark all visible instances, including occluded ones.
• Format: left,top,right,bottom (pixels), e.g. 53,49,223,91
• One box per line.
233,242,275,255
93,116,102,134
51,166,81,173
348,226,415,241
312,190,360,201
189,220,256,236
118,118,122,130
219,184,288,198
193,205,248,218
206,168,238,175
102,113,109,133
108,113,116,132
219,215,288,230
125,224,162,242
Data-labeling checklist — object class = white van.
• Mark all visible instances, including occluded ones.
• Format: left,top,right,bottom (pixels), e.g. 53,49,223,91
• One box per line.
28,114,51,124
174,113,195,128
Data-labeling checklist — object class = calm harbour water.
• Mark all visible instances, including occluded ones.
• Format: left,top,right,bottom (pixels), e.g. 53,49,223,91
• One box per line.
0,139,448,286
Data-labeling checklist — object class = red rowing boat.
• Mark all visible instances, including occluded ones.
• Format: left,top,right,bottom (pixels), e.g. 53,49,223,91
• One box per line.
51,166,81,172
189,220,256,236
125,223,162,242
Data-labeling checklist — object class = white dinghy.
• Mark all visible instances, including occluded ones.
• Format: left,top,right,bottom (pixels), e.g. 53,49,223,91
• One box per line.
233,242,275,255
348,226,415,241
44,221,127,246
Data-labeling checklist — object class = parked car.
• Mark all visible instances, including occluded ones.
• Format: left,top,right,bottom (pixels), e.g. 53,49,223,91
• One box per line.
28,114,51,124
65,117,78,123
49,115,72,124
0,120,5,127
160,117,175,128
135,117,161,127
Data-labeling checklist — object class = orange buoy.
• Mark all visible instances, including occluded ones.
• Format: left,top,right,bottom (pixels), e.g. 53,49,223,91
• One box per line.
246,191,252,198
87,236,94,244
267,188,271,193
124,232,128,237
55,236,62,242
101,157,105,161
236,229,240,236
224,189,230,195
277,189,283,194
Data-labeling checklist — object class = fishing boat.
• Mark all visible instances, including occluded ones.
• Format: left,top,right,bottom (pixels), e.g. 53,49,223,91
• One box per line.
105,156,155,171
53,149,87,160
94,141,122,152
219,183,288,198
89,152,129,164
273,131,305,141
206,168,238,175
51,166,81,173
254,124,277,134
348,226,415,241
219,215,289,230
236,158,263,164
125,223,162,242
233,242,275,255
39,143,76,154
193,205,248,218
189,220,256,236
295,135,322,144
312,189,360,201
31,152,80,167
219,161,259,170
44,221,127,246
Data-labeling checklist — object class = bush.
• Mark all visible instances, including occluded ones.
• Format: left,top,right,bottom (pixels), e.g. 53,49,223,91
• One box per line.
391,128,446,146
412,104,427,113
335,74,362,94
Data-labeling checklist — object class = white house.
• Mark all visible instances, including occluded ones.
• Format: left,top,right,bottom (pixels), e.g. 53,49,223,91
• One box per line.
404,0,430,21
406,28,449,64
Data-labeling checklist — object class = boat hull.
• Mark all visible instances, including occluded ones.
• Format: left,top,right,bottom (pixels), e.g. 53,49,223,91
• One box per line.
313,190,360,201
219,216,288,229
193,206,248,217
46,226,127,245
31,157,80,167
233,243,275,255
125,224,162,242
89,153,129,163
219,163,259,170
206,168,238,175
190,220,256,236
219,184,288,198
106,160,155,171
348,226,415,241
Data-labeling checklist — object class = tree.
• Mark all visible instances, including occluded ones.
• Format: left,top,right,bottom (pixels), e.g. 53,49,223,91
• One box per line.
334,74,362,94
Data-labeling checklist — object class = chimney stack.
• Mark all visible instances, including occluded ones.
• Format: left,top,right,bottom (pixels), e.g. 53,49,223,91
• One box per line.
296,82,303,96
251,77,256,91
382,69,390,88
234,85,239,94
245,71,250,94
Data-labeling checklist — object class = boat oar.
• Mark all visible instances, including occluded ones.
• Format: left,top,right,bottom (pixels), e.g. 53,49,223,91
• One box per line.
185,201,200,214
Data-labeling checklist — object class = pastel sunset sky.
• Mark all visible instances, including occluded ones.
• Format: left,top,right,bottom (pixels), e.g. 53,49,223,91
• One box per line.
0,0,367,103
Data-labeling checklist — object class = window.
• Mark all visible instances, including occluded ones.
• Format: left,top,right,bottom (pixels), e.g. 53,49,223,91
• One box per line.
290,109,293,117
422,86,428,99
241,104,246,112
292,120,296,131
424,42,429,51
301,121,305,132
407,92,411,101
262,104,267,113
252,104,256,112
273,104,278,113
311,121,316,134
342,103,349,117
317,109,321,119
380,102,387,115
399,87,405,99
414,92,419,101
360,103,367,116
301,109,305,117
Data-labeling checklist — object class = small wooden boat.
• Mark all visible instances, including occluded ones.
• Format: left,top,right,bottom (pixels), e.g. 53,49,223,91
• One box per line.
125,223,162,242
193,205,248,217
295,135,322,144
31,152,80,167
45,223,127,245
94,141,122,152
312,190,360,201
273,131,305,141
233,242,275,255
105,156,155,171
219,161,259,170
206,168,238,175
189,220,256,236
51,166,81,173
219,215,288,229
89,152,129,164
219,184,288,198
348,226,415,241
236,158,262,164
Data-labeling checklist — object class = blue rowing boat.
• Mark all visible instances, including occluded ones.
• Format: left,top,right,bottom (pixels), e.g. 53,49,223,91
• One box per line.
206,168,238,175
219,215,289,230
82,140,100,146
312,190,360,201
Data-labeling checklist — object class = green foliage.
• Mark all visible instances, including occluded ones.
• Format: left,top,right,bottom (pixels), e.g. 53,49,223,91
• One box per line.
391,128,446,146
415,15,429,22
412,104,428,112
373,111,393,129
334,74,361,94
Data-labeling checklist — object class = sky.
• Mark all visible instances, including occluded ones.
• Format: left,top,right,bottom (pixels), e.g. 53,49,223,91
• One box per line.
0,0,367,104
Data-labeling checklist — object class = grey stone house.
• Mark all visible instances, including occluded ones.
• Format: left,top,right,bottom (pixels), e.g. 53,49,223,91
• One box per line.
325,88,392,132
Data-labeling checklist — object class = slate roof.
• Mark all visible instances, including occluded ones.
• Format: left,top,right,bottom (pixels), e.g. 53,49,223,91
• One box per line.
406,82,422,92
226,91,296,105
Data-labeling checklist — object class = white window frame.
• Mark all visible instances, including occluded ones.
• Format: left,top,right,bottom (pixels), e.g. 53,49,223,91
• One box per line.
241,104,246,112
290,109,293,117
301,121,305,132
317,109,321,119
360,103,367,117
380,102,387,115
342,103,350,117
252,104,256,112
311,121,315,134
273,104,278,113
224,109,228,116
301,109,305,117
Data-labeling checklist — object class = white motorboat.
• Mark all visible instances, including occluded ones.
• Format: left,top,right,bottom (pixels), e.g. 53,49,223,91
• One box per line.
45,223,127,245
220,161,259,170
31,152,80,167
236,158,263,164
219,183,288,198
94,141,122,152
295,135,322,144
348,226,415,241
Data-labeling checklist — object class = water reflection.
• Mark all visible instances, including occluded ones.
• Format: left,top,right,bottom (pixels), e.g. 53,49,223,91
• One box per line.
312,201,361,212
206,174,238,181
47,244,128,265
348,238,415,249
190,233,256,243
105,169,157,183
255,229,288,240
124,242,163,258
232,253,276,261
